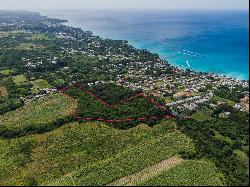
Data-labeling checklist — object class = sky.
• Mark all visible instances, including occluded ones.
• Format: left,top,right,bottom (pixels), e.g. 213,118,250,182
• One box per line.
0,0,249,11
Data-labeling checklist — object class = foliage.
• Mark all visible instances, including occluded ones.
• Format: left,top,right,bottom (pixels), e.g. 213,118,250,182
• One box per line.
64,84,170,126
214,85,247,103
0,97,22,115
177,108,249,186
0,121,194,185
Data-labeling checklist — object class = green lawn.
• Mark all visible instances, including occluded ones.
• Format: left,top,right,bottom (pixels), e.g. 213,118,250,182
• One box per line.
140,160,225,186
0,69,16,76
32,79,51,90
191,111,213,122
12,75,29,85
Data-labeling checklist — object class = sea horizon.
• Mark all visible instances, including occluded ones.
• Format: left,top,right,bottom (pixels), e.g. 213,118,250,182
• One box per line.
43,9,249,80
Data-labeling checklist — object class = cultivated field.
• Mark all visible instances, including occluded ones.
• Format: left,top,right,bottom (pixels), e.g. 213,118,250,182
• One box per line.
0,120,197,186
0,93,76,137
140,160,225,186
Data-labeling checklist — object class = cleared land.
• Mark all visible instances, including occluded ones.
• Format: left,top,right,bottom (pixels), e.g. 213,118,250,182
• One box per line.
12,75,29,85
16,43,45,50
140,160,225,186
108,155,184,186
191,111,213,122
212,95,236,106
32,79,51,89
0,86,8,97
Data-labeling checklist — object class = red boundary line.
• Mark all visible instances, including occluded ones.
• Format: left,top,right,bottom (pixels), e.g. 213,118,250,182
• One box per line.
60,82,176,123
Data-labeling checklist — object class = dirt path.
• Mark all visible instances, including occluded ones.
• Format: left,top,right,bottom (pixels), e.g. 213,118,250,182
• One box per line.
107,155,184,186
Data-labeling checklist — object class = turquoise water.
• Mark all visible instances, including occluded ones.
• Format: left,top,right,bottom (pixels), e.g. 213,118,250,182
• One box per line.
45,10,249,80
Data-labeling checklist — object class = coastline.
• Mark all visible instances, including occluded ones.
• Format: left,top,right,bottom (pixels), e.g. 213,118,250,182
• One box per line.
43,10,249,81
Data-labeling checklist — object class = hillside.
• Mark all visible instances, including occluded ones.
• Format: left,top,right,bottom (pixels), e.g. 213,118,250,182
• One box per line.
0,92,227,186
0,93,76,138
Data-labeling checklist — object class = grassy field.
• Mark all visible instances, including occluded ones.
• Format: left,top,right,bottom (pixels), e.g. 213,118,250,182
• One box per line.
0,30,27,38
212,95,236,106
65,85,169,123
0,86,8,97
16,43,45,50
31,79,51,90
0,120,196,186
234,149,249,173
0,93,76,135
12,75,29,86
29,34,50,41
140,160,225,186
0,69,16,76
190,111,213,122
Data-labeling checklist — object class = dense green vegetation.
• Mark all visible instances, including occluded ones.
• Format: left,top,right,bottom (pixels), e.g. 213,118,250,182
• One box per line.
177,105,249,186
0,120,195,186
141,160,225,186
64,84,170,126
86,83,137,105
214,85,247,103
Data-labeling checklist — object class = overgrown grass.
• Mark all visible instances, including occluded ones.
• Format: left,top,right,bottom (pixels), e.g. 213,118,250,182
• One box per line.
0,69,16,76
140,160,225,186
12,75,29,86
0,86,8,97
31,79,51,90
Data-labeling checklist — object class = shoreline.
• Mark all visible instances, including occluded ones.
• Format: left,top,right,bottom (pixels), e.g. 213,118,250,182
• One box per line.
41,11,248,82
57,16,248,81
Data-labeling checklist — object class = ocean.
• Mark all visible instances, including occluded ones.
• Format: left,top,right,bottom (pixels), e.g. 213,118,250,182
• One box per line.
43,10,249,80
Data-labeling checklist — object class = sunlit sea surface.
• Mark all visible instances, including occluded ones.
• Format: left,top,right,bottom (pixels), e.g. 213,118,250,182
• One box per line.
44,10,249,80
